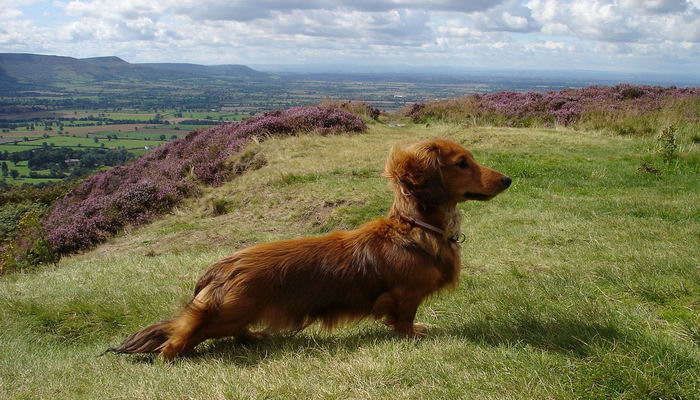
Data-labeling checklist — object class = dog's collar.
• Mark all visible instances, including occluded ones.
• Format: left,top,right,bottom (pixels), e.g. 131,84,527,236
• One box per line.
398,215,466,244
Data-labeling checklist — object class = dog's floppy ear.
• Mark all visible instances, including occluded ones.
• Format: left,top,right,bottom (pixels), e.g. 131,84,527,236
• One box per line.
384,142,448,206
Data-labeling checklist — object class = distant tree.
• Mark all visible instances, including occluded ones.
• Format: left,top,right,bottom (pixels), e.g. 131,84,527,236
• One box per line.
23,137,29,142
1,162,8,176
159,134,166,140
10,169,19,179
93,137,99,143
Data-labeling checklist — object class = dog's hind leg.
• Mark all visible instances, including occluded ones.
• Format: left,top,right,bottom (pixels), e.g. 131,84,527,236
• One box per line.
159,286,263,360
159,301,209,360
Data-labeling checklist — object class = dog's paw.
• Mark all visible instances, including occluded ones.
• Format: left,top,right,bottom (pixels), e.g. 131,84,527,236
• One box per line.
238,329,269,343
410,323,429,339
394,322,430,338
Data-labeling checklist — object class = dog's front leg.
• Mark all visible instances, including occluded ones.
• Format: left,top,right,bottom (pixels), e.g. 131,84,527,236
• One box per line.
373,288,428,338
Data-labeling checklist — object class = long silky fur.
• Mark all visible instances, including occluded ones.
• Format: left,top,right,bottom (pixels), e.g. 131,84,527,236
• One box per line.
106,320,172,354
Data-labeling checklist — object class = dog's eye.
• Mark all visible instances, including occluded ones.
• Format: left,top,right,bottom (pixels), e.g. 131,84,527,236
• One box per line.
457,160,469,169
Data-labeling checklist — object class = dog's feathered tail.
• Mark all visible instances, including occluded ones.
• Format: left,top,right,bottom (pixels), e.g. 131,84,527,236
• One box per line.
105,320,172,354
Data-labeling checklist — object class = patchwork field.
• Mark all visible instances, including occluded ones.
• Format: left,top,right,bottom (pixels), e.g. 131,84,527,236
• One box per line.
0,106,253,185
0,122,699,399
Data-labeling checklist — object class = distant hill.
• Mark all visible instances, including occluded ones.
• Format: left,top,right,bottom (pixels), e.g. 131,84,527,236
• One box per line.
137,62,267,79
0,53,269,90
80,56,131,66
0,65,19,89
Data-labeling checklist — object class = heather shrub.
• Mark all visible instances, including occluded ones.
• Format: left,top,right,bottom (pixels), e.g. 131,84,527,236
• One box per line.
405,84,700,135
322,100,381,122
43,105,366,255
0,181,78,273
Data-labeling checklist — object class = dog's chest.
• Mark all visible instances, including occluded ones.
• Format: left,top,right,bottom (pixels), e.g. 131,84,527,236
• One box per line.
435,245,460,287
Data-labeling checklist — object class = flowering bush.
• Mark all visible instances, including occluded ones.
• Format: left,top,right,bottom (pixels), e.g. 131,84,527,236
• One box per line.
405,84,700,128
322,100,381,122
44,105,366,254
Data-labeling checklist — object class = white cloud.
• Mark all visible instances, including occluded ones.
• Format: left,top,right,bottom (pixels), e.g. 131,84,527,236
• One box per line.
620,0,689,14
526,0,700,43
0,0,42,20
0,0,698,74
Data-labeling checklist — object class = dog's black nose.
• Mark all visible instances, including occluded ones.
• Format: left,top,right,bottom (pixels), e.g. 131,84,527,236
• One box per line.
501,176,512,188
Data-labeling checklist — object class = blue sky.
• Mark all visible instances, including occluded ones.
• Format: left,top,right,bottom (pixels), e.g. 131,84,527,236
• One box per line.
1,0,699,74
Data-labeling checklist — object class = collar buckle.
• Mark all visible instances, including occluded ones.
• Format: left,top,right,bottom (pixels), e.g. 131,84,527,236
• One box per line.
449,232,467,244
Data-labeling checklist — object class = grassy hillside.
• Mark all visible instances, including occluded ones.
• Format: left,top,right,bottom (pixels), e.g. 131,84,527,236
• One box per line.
1,122,699,399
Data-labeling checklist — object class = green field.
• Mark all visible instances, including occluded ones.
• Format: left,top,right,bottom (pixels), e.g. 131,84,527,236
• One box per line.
90,131,187,140
0,143,45,153
1,122,698,399
0,108,239,186
1,136,167,150
0,161,60,184
0,122,227,185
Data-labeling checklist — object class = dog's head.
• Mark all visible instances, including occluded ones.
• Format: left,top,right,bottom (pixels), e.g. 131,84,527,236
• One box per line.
384,139,511,206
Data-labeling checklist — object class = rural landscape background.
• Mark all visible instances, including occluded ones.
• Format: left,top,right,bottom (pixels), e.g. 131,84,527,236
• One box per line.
2,0,700,395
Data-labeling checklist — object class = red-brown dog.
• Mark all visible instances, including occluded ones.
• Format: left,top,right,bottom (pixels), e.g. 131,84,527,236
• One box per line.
109,139,511,359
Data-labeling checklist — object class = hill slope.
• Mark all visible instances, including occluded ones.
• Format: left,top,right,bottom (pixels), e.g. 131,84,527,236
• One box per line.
0,53,269,89
1,122,699,399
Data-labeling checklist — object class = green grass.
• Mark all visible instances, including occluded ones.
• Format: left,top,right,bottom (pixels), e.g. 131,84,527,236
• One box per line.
1,123,699,399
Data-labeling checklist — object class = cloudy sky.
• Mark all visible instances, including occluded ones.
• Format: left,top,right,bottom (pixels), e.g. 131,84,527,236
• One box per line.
1,0,700,73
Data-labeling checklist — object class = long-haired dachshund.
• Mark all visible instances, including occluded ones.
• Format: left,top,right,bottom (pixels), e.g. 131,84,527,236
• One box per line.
108,139,511,360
